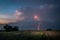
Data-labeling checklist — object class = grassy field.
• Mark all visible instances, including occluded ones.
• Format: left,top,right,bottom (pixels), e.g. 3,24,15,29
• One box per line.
0,31,60,40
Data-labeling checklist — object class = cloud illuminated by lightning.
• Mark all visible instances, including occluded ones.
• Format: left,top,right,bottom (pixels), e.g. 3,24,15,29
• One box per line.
14,10,24,21
33,15,40,21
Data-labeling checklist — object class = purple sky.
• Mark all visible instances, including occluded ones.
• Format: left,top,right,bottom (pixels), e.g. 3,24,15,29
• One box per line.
0,0,60,30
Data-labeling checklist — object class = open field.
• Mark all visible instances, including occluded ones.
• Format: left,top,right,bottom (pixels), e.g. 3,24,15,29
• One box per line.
0,31,60,40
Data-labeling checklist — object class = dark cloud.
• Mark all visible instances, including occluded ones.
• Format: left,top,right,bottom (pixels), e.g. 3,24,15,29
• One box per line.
0,0,60,30
8,5,60,30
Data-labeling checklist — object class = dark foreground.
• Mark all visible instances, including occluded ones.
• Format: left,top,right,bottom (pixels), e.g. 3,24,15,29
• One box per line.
0,31,60,40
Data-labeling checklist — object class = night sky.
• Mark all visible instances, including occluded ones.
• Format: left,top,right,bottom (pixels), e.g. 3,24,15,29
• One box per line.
0,0,60,30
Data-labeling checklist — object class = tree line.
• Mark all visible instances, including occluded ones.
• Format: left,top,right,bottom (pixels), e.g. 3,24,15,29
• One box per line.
4,24,18,32
3,24,53,32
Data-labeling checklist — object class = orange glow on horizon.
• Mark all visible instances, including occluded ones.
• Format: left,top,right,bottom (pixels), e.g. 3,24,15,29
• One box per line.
0,20,9,24
0,19,16,24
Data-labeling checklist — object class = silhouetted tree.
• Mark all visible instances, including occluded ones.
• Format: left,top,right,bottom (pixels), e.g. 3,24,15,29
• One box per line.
12,26,18,31
4,24,19,31
4,24,9,31
4,24,12,32
8,26,12,31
